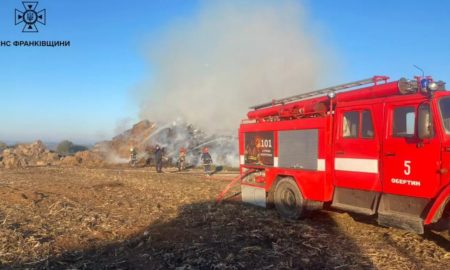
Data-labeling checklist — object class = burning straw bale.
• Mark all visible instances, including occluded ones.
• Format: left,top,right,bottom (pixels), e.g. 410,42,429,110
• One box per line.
93,119,238,167
107,120,156,158
1,119,237,169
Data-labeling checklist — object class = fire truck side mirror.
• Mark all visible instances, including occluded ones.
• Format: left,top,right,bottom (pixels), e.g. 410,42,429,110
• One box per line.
418,104,433,139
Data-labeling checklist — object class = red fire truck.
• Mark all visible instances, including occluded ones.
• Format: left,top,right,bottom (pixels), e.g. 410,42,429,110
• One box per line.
239,76,450,234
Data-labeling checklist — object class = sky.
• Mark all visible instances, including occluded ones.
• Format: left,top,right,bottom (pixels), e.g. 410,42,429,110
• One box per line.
0,0,449,144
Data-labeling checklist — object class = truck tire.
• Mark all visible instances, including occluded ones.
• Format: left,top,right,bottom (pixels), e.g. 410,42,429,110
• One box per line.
274,177,305,220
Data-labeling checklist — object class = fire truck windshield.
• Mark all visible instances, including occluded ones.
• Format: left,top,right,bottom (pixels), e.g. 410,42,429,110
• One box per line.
439,97,450,134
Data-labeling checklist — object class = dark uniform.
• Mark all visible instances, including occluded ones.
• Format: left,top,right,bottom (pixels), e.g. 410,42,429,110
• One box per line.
201,148,213,175
154,145,163,173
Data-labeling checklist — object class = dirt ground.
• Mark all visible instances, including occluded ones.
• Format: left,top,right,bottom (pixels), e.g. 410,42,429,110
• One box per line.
0,167,448,270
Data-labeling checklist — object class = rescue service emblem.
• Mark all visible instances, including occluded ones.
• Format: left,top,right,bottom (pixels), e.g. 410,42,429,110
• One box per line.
15,1,46,33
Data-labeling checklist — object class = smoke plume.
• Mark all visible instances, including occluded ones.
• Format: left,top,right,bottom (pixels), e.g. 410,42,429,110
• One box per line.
139,0,329,134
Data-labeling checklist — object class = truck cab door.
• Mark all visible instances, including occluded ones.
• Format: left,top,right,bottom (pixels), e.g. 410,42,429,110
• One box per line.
331,105,382,214
333,106,381,191
382,101,441,198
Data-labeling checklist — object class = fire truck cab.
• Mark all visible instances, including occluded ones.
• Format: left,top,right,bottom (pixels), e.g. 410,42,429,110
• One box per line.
239,76,450,234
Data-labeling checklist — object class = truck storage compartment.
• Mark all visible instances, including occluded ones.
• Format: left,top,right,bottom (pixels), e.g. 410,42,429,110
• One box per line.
278,129,318,170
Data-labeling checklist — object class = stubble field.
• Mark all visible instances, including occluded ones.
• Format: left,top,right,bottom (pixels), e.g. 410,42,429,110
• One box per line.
0,167,448,269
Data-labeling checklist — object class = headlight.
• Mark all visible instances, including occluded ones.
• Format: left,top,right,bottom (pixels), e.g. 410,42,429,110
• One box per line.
427,82,438,91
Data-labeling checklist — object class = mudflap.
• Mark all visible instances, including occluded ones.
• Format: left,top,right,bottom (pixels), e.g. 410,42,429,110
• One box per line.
377,213,424,234
376,194,428,234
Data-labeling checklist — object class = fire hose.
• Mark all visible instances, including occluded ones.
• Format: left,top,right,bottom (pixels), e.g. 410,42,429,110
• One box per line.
215,169,258,204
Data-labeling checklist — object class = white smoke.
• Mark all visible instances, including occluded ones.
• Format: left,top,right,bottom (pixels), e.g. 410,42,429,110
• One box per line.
139,0,330,134
136,1,334,167
141,120,238,167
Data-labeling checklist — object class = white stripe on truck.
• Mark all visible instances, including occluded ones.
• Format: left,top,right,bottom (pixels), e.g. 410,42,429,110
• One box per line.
317,159,325,171
335,158,378,173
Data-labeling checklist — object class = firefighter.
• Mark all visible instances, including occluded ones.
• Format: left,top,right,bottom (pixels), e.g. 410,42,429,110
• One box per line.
129,147,137,167
178,147,187,171
154,145,163,173
201,147,213,175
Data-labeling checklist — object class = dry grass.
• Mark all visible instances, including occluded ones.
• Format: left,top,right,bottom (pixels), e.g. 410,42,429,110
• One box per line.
0,167,448,269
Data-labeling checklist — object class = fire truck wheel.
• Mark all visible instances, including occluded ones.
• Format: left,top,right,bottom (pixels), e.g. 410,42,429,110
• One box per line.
274,178,305,220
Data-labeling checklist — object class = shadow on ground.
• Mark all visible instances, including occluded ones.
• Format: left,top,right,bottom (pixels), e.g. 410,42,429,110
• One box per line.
347,212,450,251
9,201,375,270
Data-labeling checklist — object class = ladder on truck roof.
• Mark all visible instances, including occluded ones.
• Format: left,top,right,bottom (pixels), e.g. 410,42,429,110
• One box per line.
249,76,389,110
